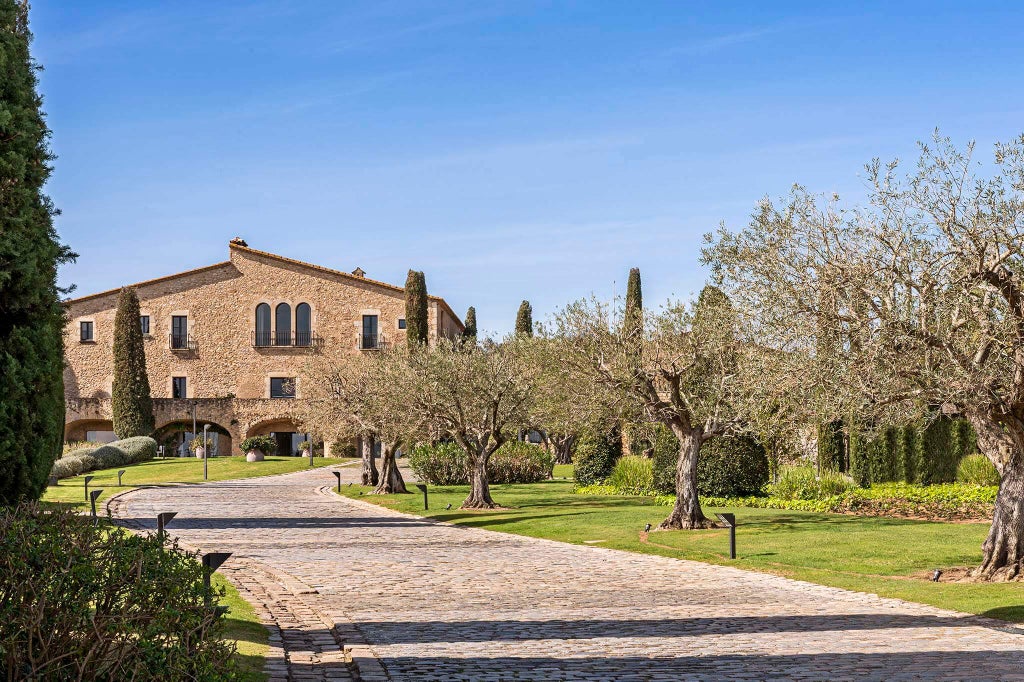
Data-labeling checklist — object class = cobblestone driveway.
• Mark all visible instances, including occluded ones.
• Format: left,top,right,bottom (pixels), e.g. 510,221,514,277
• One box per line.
111,466,1024,682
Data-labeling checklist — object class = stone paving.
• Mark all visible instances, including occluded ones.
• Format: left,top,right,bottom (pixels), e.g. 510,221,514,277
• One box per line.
110,465,1024,681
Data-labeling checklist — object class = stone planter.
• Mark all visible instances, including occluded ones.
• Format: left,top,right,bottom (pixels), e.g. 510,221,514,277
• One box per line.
246,450,265,462
194,447,205,459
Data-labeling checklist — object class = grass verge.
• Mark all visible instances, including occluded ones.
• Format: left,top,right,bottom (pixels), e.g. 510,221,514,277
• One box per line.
338,464,1023,623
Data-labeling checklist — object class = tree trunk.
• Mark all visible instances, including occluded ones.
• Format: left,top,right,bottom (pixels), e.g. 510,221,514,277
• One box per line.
971,412,1024,579
371,443,406,494
360,434,378,486
461,451,497,509
656,425,713,530
552,434,575,465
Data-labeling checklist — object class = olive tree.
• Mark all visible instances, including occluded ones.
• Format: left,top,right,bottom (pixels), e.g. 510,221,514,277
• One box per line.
544,290,754,530
705,133,1024,578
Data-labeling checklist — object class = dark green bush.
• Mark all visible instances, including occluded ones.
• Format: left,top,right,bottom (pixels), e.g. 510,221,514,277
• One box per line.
695,434,770,497
652,425,679,495
920,416,959,484
573,428,622,485
409,442,467,485
0,503,237,680
488,441,553,483
848,421,871,487
899,425,922,484
817,419,845,472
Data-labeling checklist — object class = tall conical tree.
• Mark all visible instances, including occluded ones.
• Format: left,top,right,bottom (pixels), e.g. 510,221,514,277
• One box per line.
112,287,154,438
404,270,428,346
463,306,477,339
0,1,75,503
623,267,642,334
515,300,533,337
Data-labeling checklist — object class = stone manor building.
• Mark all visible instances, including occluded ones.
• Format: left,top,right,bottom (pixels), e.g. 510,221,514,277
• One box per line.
63,239,463,456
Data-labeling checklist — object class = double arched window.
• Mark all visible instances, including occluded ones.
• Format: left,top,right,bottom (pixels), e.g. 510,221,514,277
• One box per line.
254,302,314,347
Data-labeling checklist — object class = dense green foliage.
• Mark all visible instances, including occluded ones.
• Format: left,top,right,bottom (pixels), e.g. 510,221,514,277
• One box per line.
409,441,553,485
240,435,276,454
651,424,679,494
0,2,75,503
920,416,959,484
770,465,855,500
695,435,770,497
111,287,154,438
462,306,477,339
606,455,655,495
50,437,157,479
847,418,872,487
957,454,1001,487
404,270,428,345
623,267,642,334
0,503,237,680
572,428,622,485
816,419,844,471
515,300,533,336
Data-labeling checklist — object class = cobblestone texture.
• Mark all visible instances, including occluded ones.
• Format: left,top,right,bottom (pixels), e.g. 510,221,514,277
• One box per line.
110,466,1024,681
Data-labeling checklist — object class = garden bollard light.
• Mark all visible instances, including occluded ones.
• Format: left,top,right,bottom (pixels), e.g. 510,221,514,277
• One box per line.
415,483,428,510
157,511,177,538
715,513,737,559
117,469,126,486
89,489,103,522
84,475,95,500
201,552,232,607
445,503,452,510
333,471,342,492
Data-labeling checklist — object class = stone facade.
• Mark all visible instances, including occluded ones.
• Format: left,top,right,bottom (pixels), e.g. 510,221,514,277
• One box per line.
64,240,463,455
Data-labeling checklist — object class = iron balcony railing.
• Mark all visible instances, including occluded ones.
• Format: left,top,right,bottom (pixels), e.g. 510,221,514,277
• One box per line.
251,330,323,348
357,331,388,350
168,334,196,351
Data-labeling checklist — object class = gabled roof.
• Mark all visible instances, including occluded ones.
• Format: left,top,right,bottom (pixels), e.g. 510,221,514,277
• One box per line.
67,241,464,331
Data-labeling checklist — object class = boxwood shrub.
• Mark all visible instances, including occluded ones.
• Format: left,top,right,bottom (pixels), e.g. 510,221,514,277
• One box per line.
652,432,770,497
50,437,156,480
573,428,622,485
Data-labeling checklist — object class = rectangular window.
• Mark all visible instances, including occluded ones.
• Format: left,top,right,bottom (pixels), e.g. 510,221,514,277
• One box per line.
270,377,296,399
80,321,94,342
361,315,378,349
172,376,187,399
398,318,407,330
171,315,188,349
140,315,150,335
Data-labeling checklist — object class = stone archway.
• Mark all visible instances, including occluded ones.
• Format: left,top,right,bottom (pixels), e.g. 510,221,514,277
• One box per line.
155,419,236,458
64,419,116,444
245,418,309,457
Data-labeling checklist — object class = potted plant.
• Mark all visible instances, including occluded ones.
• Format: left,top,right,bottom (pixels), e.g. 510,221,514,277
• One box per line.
298,439,322,457
189,436,213,459
241,435,275,462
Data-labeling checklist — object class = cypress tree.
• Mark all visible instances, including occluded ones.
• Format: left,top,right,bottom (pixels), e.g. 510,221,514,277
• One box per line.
0,1,75,503
848,418,871,488
515,300,533,337
816,419,845,472
463,306,477,340
623,267,642,335
404,270,428,346
111,287,154,438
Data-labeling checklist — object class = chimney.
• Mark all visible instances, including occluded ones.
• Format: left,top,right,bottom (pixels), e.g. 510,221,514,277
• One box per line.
351,267,365,278
230,237,248,247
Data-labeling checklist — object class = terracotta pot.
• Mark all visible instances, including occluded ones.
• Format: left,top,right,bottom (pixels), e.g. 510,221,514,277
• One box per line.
246,450,265,462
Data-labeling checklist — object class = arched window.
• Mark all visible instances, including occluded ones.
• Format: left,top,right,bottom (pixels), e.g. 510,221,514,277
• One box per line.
275,303,291,346
255,303,271,346
296,303,311,346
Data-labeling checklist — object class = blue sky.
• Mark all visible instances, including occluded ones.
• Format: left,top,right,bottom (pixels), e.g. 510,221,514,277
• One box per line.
34,1,1024,335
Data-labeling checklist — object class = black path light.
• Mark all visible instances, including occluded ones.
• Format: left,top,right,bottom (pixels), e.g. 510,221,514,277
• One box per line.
415,483,428,510
201,552,233,607
83,475,95,501
157,511,177,538
48,475,58,487
89,489,103,522
445,503,452,510
333,471,342,492
117,469,127,486
715,513,737,559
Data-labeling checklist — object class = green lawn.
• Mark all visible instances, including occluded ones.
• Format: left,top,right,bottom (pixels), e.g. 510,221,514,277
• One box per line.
42,455,348,513
215,574,270,682
339,464,1023,623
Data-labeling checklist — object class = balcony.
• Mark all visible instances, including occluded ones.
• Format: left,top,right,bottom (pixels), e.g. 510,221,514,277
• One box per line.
251,330,323,348
168,334,196,351
357,331,388,351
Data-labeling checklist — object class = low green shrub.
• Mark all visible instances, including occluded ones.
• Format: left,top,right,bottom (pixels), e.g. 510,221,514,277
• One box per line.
770,465,855,500
241,435,276,454
49,437,156,479
573,429,621,485
956,454,1001,487
408,442,468,485
330,439,358,458
606,455,655,495
0,503,237,680
696,435,771,497
488,441,553,484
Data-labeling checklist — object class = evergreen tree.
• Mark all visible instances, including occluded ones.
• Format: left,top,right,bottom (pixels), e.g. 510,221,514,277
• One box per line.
404,270,428,346
623,267,642,335
0,1,75,503
463,306,477,340
515,300,533,337
111,287,154,438
816,419,845,471
848,418,871,487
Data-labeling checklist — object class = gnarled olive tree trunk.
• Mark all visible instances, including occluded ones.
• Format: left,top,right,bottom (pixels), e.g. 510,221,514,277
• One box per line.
462,448,497,509
360,434,378,486
372,442,407,495
656,424,714,530
551,433,576,465
971,413,1024,579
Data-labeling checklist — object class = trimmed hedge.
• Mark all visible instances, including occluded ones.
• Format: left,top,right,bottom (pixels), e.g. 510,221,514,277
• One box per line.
409,441,553,485
49,437,157,480
652,432,770,498
573,428,622,485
